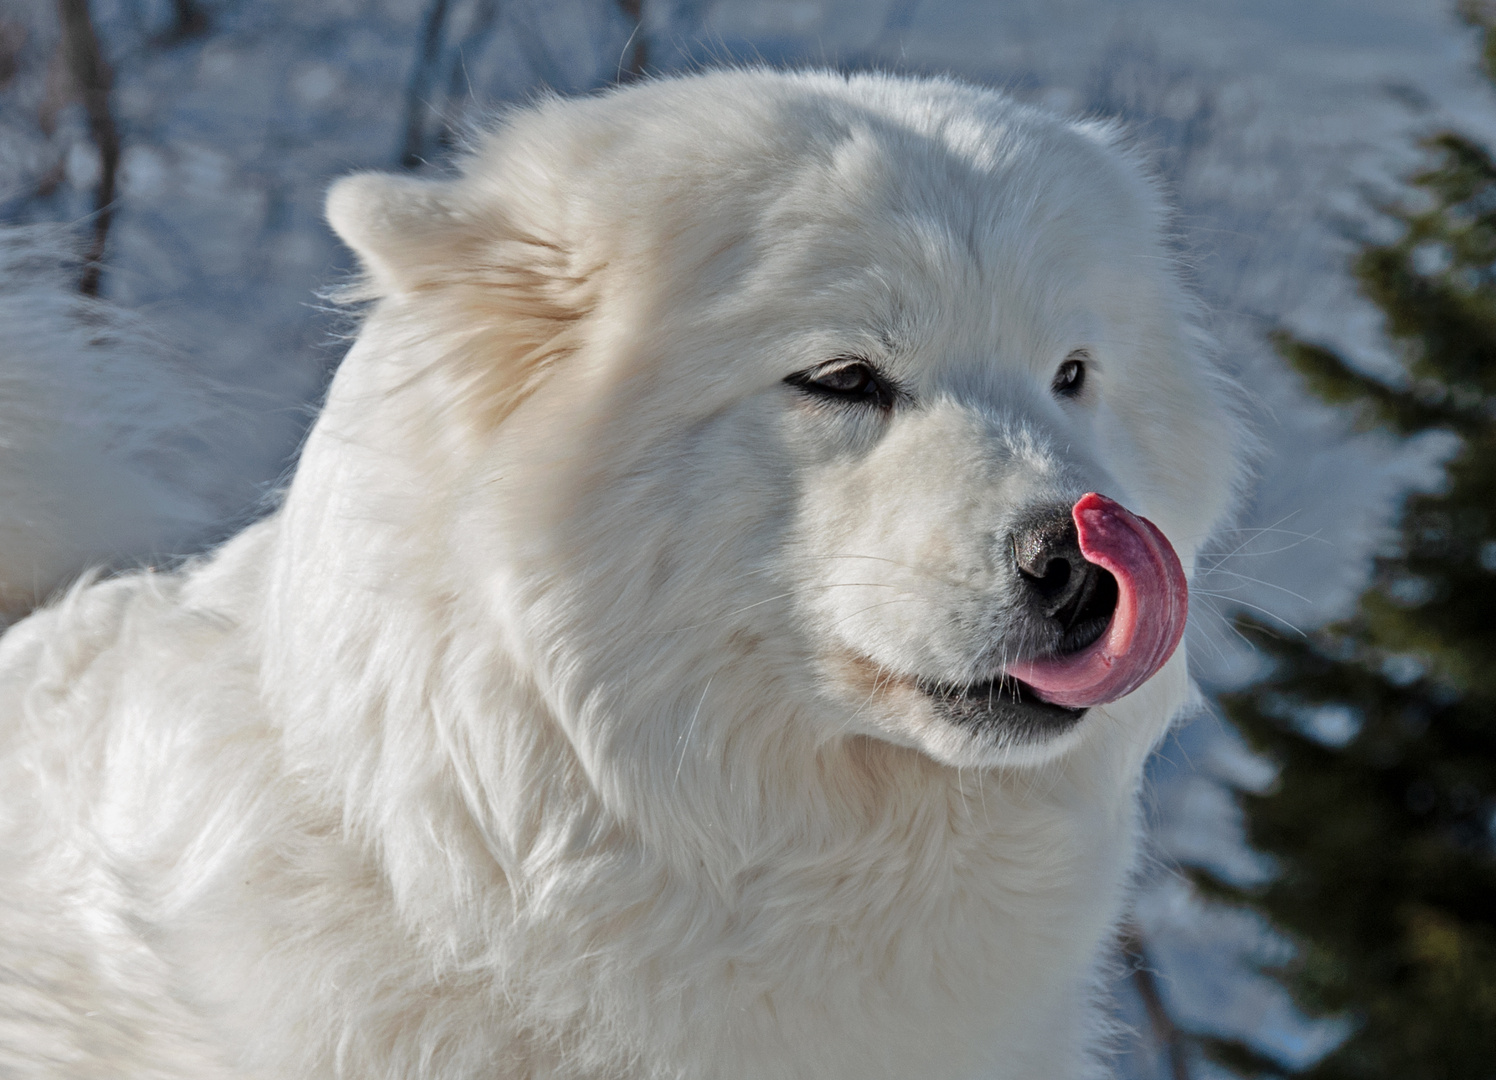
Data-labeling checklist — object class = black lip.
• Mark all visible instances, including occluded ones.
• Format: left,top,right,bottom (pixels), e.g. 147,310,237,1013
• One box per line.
914,673,1087,737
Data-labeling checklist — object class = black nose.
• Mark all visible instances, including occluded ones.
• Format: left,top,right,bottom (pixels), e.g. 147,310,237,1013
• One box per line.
1011,507,1118,653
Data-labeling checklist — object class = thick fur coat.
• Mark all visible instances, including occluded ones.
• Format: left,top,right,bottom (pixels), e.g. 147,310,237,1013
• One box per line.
0,70,1242,1078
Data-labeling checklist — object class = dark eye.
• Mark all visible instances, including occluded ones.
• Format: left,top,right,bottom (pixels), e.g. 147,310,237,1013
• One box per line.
1052,353,1088,399
786,359,898,410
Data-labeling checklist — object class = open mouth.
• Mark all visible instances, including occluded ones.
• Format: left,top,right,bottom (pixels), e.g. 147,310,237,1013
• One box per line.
1051,566,1120,656
915,673,1088,733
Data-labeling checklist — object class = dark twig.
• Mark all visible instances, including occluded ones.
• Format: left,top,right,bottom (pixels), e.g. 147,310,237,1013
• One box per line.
400,0,452,168
164,0,208,43
0,20,26,89
443,0,501,114
616,0,646,82
1123,925,1192,1080
54,0,119,295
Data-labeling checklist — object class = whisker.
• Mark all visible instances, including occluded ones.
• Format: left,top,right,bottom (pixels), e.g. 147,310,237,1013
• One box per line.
1191,592,1307,637
1200,513,1324,565
1193,569,1314,605
674,675,713,782
823,596,925,633
1198,535,1327,562
649,582,906,635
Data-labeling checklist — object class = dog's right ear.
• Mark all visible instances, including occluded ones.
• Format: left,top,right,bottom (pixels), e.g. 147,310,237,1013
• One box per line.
326,173,478,298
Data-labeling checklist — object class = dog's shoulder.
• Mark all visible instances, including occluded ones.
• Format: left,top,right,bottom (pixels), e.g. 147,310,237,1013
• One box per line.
0,522,274,811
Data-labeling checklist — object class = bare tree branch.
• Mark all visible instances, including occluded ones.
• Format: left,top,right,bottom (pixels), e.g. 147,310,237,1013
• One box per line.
400,0,453,167
1122,925,1193,1080
0,20,26,90
616,0,646,82
54,0,119,295
163,0,208,43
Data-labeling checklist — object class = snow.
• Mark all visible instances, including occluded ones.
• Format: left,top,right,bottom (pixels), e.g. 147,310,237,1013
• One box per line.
4,0,1493,1073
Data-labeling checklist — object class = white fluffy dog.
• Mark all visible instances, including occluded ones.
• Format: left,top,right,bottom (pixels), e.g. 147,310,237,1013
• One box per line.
0,70,1241,1079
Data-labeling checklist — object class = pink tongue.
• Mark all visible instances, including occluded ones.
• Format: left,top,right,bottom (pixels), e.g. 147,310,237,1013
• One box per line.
1004,493,1188,709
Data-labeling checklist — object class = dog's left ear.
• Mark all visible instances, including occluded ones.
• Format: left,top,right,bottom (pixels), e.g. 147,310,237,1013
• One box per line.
326,174,479,298
326,170,592,425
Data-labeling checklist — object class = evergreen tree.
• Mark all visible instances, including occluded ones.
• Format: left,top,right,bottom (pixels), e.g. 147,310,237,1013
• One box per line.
1199,13,1496,1079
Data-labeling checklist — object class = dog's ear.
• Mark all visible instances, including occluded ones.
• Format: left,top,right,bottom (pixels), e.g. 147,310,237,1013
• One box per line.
326,174,476,298
326,170,593,426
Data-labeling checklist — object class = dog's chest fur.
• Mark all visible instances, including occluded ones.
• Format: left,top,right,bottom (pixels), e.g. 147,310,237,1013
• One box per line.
0,538,1142,1080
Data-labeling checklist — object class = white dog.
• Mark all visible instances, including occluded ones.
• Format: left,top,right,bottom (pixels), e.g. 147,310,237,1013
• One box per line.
0,70,1241,1078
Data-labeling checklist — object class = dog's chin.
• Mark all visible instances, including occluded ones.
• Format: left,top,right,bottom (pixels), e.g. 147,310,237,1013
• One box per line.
818,651,1092,769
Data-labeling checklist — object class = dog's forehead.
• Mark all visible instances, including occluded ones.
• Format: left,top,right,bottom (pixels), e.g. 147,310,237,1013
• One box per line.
703,105,1156,367
401,72,1177,398
671,82,1158,340
681,88,1133,256
485,74,1148,266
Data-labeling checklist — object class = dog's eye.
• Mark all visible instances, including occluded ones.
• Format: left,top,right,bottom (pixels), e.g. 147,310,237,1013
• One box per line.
786,359,898,410
1052,354,1088,399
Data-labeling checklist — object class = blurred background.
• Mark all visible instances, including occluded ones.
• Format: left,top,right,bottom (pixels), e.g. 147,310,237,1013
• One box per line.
4,1,1496,1076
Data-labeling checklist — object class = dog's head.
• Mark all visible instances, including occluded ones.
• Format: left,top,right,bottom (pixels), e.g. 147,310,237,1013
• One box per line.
319,71,1240,776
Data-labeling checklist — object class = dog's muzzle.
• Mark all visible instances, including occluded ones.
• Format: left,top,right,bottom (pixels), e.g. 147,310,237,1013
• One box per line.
1004,493,1188,709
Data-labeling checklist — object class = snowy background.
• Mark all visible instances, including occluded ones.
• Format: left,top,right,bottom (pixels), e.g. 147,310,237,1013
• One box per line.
4,0,1494,1075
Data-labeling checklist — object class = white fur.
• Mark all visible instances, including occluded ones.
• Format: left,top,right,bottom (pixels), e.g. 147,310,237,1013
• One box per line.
0,70,1242,1079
